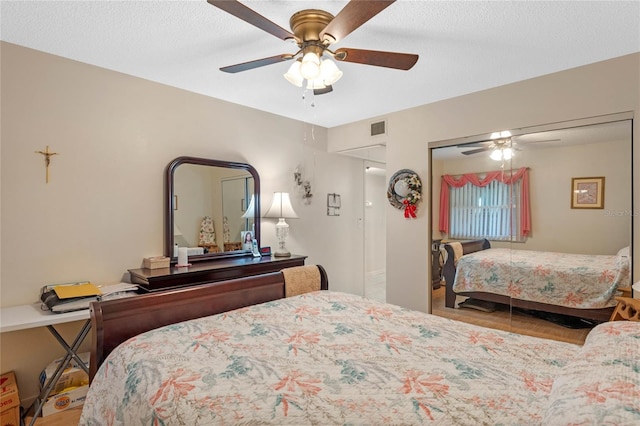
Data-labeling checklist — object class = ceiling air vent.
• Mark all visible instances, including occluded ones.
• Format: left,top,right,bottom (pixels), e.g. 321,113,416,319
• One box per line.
370,120,387,137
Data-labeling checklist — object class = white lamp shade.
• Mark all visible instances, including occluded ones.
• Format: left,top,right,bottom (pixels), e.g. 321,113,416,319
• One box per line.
300,52,321,80
306,78,326,90
265,192,298,219
284,61,303,87
241,195,256,219
284,56,342,89
490,147,514,161
320,58,343,85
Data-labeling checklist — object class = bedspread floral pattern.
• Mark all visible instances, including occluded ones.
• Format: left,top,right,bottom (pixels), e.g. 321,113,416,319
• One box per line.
79,291,599,425
452,248,630,309
543,321,640,425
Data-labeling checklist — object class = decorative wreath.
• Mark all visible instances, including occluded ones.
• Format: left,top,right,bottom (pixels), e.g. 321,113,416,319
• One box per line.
387,169,422,218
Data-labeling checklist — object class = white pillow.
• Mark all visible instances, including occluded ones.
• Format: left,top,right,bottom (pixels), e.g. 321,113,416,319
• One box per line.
617,246,630,258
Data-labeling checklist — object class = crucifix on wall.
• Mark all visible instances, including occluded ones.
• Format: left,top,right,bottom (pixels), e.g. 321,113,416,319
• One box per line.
35,145,59,183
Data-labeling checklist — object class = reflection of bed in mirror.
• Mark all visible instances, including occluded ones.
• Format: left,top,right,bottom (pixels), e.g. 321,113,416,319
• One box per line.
442,239,631,321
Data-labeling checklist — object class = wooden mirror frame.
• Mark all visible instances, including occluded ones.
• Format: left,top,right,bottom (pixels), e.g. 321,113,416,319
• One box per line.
165,156,260,263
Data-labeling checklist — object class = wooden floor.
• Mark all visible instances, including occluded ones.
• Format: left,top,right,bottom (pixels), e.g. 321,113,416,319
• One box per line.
432,285,592,345
24,406,82,426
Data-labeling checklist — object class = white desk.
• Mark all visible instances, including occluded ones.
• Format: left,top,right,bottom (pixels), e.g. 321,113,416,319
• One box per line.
0,303,91,425
0,303,89,332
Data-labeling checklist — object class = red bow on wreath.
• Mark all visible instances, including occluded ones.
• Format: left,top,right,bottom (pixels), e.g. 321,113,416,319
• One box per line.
403,199,417,218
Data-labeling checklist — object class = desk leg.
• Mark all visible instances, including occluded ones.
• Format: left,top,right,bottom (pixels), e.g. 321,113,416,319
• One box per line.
26,319,91,425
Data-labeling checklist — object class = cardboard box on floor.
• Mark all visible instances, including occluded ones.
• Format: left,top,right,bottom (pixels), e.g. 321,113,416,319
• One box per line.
41,385,88,417
39,352,90,396
1,371,21,426
38,352,90,416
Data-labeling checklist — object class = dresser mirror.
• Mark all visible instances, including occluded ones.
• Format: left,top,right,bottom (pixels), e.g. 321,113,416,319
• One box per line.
166,156,260,263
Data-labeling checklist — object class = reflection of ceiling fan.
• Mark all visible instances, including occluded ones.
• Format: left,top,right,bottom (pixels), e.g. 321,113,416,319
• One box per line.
459,136,561,159
208,0,419,95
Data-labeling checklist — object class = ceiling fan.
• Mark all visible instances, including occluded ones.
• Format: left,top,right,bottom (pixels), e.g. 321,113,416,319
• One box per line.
460,138,515,157
208,0,419,95
459,136,561,159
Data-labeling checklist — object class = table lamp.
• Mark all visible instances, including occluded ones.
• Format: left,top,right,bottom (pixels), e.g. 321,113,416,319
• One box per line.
264,192,298,257
241,195,256,219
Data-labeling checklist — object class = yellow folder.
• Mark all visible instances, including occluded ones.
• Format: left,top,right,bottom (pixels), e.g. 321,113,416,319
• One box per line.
53,282,101,299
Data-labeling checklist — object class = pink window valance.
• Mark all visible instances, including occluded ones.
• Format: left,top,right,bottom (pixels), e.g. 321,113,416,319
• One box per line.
439,167,531,236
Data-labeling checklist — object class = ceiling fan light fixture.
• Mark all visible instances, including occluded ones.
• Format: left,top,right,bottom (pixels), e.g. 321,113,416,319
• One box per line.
300,52,321,79
306,78,326,90
319,58,343,85
284,60,304,87
491,131,512,139
503,147,513,160
490,149,503,161
490,147,514,161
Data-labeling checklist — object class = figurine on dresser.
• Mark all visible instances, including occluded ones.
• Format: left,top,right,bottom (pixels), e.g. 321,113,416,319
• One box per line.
198,216,219,253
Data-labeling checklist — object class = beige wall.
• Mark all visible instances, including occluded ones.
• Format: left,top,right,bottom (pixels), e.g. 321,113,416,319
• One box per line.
0,42,366,401
329,53,640,312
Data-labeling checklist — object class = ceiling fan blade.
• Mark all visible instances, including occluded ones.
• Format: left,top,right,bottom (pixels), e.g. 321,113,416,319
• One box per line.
314,85,333,96
520,138,561,144
220,54,293,73
334,48,418,70
320,0,396,43
207,0,295,41
462,147,492,156
457,143,489,148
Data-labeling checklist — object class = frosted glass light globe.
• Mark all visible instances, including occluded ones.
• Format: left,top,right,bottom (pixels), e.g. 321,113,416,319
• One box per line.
394,180,410,197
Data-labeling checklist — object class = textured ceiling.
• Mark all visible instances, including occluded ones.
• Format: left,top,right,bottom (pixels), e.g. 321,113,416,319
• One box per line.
1,1,639,128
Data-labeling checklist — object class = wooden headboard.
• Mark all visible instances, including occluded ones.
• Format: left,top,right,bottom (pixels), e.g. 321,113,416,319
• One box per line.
89,265,328,381
442,239,491,308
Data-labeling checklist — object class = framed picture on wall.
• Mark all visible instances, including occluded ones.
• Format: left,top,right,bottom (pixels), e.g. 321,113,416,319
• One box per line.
571,176,605,209
327,193,341,216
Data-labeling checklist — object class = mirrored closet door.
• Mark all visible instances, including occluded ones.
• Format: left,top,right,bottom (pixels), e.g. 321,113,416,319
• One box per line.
430,115,632,343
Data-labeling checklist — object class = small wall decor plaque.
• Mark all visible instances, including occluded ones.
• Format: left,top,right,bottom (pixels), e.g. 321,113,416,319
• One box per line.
327,193,341,216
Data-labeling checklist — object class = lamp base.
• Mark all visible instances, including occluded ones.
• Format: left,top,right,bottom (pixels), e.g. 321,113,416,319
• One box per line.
274,249,291,258
274,217,291,258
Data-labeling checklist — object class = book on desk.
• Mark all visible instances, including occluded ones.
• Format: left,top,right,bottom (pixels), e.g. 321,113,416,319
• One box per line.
40,282,138,313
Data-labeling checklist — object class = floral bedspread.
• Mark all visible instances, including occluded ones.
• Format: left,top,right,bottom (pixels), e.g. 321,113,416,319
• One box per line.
81,291,589,425
452,248,630,309
543,320,640,425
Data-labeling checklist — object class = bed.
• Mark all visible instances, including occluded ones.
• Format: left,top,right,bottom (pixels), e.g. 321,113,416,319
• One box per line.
80,267,640,425
442,239,631,321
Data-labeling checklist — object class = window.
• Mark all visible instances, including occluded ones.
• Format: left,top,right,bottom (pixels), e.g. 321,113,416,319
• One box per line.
449,179,523,241
439,168,530,242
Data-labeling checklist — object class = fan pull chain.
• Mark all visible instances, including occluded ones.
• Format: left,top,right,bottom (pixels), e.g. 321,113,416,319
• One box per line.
301,86,316,109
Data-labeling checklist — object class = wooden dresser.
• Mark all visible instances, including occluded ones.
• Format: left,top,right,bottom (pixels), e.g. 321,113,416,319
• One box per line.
129,254,307,292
